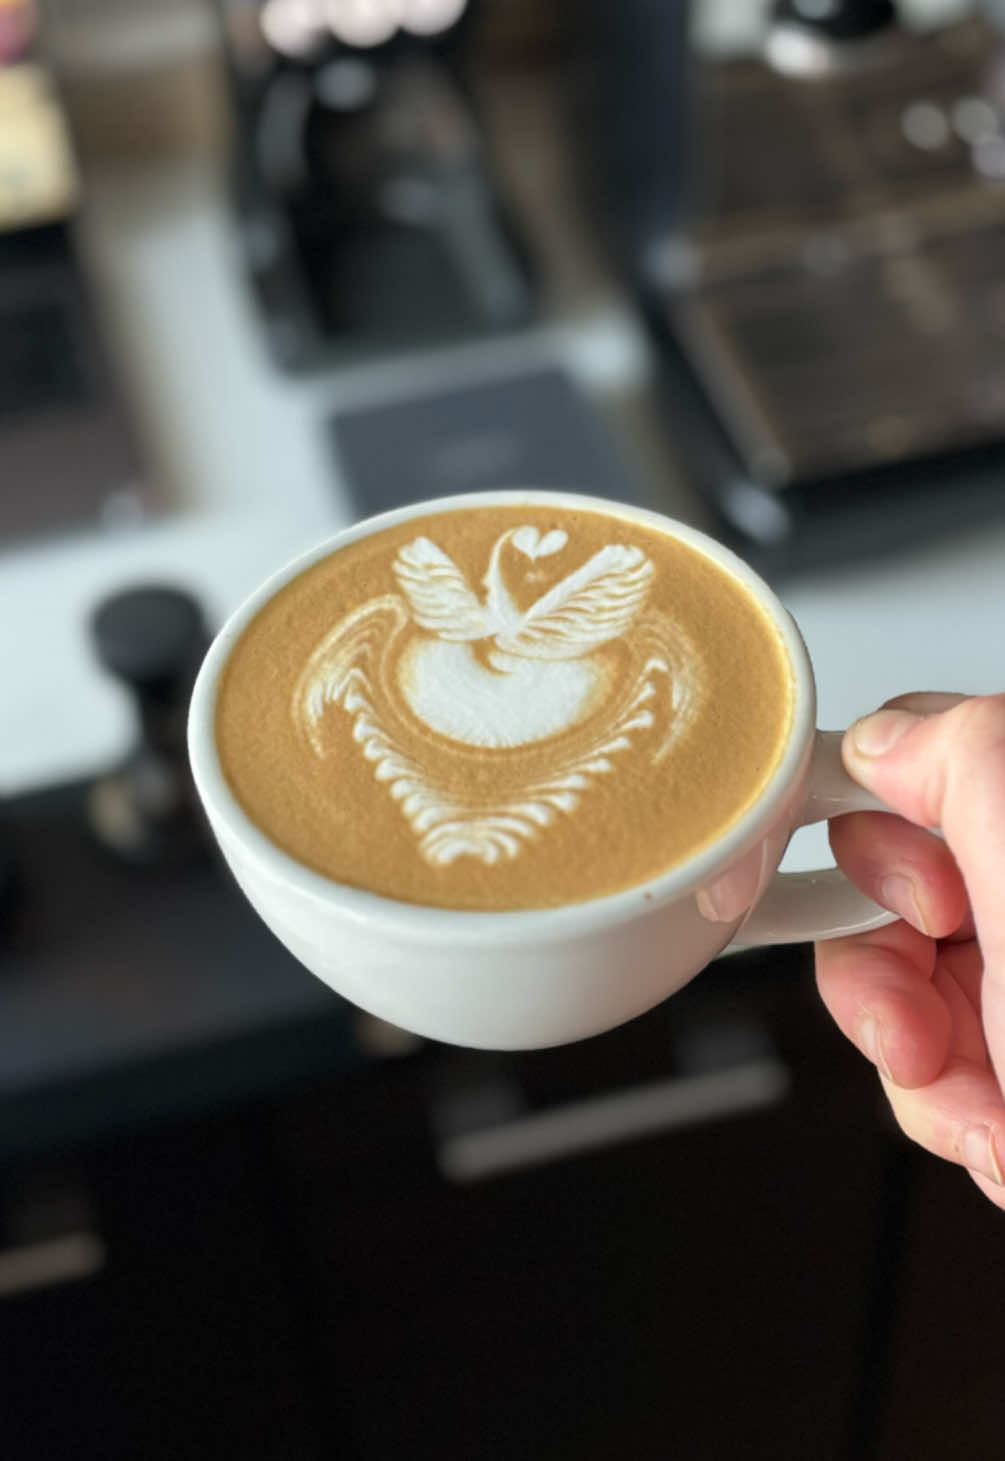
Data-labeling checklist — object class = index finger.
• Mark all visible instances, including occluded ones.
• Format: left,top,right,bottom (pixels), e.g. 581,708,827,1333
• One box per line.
842,696,1005,964
842,695,1005,1075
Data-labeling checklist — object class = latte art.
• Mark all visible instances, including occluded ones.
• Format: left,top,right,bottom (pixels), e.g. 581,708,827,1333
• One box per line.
398,638,612,747
392,527,651,745
215,504,794,910
291,523,701,868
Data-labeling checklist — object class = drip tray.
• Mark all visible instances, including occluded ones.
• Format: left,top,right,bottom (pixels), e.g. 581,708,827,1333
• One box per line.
329,366,649,518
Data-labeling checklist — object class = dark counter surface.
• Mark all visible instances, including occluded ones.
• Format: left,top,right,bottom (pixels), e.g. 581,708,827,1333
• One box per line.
0,781,356,1157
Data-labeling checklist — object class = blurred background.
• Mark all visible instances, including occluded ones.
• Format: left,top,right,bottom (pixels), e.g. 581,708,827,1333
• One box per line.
2,1,1005,1456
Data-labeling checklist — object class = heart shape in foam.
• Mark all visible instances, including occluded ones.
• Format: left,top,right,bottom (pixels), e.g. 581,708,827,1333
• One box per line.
398,638,608,748
511,526,568,561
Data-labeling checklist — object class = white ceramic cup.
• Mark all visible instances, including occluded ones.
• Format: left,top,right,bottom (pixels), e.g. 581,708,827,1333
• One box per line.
188,490,895,1050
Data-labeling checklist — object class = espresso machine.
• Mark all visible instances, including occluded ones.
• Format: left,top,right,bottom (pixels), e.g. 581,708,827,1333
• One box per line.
580,0,1005,570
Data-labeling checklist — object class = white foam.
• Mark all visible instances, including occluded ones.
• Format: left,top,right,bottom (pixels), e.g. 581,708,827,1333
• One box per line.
397,639,609,748
291,523,704,867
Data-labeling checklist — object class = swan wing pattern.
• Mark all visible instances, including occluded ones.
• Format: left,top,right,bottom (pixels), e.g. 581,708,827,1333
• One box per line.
494,544,653,661
393,536,492,641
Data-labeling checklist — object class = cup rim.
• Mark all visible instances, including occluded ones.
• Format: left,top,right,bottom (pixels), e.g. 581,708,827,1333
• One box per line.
188,489,816,939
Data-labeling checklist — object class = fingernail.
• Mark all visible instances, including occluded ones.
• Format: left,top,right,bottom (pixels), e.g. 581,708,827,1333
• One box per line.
849,710,919,758
696,888,724,922
858,1014,894,1082
696,885,733,922
961,1126,1004,1185
880,874,930,935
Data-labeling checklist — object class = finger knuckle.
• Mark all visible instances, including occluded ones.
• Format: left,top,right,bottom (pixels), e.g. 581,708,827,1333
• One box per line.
886,1094,929,1153
947,694,1005,756
884,1086,959,1168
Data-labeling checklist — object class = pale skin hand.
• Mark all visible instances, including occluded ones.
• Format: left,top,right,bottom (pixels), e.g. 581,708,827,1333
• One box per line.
815,693,1005,1210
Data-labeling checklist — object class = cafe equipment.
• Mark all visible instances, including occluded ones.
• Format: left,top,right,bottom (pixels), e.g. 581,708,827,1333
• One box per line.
87,587,210,868
580,0,1005,568
0,3,145,544
215,0,533,368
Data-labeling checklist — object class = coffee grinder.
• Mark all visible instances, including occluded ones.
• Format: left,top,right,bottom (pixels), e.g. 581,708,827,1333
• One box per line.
215,0,534,369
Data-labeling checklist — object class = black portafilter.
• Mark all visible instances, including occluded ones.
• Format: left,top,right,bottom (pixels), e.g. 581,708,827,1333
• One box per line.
88,585,211,867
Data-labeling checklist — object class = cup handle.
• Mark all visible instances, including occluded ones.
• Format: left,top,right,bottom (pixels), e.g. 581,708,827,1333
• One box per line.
730,731,899,949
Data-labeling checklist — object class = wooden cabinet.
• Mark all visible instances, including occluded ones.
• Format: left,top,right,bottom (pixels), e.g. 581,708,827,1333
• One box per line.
0,1118,323,1461
4,952,1001,1460
265,958,890,1461
877,1147,1005,1459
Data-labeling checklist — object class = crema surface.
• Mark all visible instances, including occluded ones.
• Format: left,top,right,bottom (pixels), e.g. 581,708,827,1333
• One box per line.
215,505,794,910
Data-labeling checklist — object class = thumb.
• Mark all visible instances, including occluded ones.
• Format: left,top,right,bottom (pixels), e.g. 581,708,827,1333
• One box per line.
842,695,1005,976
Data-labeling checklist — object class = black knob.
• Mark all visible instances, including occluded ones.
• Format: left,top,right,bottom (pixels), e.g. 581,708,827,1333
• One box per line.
91,586,209,702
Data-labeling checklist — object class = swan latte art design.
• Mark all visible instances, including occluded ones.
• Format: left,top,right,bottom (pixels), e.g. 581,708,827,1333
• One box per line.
216,505,794,910
293,523,694,867
392,526,646,749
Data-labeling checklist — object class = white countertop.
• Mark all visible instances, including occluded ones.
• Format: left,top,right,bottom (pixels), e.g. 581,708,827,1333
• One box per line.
4,162,1004,875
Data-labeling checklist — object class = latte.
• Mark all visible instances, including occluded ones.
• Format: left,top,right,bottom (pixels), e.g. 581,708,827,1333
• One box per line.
215,504,794,910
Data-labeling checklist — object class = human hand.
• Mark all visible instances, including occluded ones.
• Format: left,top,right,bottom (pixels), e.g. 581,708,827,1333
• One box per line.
814,693,1005,1209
